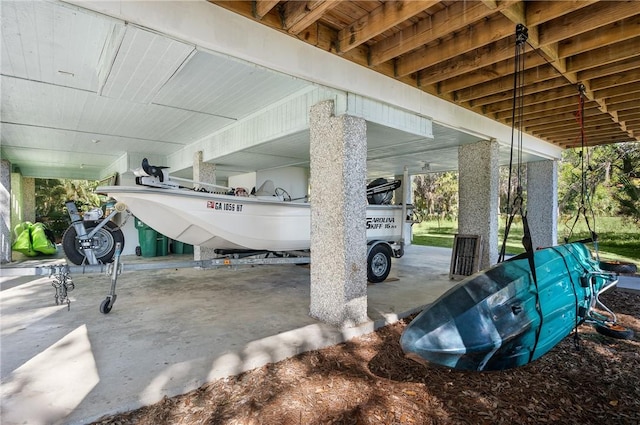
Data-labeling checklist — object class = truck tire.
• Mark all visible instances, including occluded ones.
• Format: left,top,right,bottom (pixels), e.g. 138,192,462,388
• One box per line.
367,243,392,283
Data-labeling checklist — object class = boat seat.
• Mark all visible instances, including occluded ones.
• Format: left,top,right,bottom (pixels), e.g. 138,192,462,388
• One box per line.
254,180,276,197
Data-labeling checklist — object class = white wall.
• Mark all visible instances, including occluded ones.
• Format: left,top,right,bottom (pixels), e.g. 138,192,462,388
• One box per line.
228,172,257,193
258,167,309,201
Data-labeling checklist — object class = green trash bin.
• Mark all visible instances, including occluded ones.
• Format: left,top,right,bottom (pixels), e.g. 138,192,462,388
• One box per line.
135,217,169,257
135,217,158,257
171,240,194,254
156,234,169,256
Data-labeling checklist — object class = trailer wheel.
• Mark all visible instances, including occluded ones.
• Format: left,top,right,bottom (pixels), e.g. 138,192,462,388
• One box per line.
367,244,391,283
594,323,634,340
100,298,113,314
62,221,125,265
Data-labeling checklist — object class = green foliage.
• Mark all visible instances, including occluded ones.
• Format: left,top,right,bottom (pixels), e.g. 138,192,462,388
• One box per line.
559,142,639,222
35,179,102,240
412,172,458,224
412,217,640,264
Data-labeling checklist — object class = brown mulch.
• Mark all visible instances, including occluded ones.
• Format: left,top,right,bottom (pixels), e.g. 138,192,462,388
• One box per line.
92,289,640,425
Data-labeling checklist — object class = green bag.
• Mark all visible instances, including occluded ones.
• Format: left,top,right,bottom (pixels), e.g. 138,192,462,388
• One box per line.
31,222,57,255
11,221,57,256
12,222,37,256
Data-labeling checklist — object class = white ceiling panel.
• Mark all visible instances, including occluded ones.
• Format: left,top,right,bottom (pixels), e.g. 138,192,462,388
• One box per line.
0,1,119,92
0,123,182,156
152,51,311,119
99,25,195,103
245,131,311,159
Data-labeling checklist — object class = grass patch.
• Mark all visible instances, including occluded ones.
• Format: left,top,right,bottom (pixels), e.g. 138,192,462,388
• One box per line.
412,216,640,264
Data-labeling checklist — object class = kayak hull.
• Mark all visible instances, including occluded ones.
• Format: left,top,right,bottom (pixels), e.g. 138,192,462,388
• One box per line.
400,243,614,371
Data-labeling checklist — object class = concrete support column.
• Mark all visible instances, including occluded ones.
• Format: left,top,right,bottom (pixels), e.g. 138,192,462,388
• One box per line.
1,160,12,263
458,139,500,269
309,100,368,327
193,151,217,261
527,160,558,249
23,178,36,223
394,171,412,245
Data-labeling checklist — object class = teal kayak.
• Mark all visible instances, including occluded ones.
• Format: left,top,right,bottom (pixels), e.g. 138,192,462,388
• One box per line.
400,243,619,371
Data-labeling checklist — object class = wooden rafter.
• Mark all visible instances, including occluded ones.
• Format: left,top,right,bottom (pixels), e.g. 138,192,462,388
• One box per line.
337,0,438,54
210,0,640,144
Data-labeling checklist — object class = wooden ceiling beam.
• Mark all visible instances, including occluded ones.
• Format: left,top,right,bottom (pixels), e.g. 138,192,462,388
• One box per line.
538,1,640,45
522,108,603,129
559,15,640,58
471,77,568,108
282,1,341,35
369,0,510,66
337,0,438,54
593,82,640,100
589,68,640,92
483,85,580,114
524,0,598,26
494,96,584,120
606,93,640,109
439,53,545,94
211,1,282,27
567,37,640,73
397,14,514,77
458,67,561,104
578,56,640,82
524,113,614,134
254,0,280,19
503,104,588,124
604,99,640,114
417,33,528,85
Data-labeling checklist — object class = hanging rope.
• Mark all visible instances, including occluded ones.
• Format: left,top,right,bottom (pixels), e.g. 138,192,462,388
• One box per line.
499,24,531,264
564,84,599,258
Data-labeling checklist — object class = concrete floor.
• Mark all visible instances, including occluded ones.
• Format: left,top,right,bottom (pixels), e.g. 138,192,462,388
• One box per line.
0,245,456,425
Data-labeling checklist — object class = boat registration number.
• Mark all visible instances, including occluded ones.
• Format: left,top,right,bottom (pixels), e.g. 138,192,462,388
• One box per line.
207,201,243,212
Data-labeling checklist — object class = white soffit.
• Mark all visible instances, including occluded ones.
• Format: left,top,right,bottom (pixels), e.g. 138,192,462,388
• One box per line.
1,1,117,92
99,25,195,103
152,50,311,119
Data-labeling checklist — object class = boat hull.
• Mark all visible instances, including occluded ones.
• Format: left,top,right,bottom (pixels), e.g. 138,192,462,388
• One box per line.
400,243,613,371
97,186,406,251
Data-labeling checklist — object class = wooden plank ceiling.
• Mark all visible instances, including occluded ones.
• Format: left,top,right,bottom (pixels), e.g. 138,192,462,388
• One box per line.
211,0,640,148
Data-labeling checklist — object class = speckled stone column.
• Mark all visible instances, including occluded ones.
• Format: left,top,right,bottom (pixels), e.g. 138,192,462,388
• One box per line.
309,100,368,327
458,139,499,268
1,159,12,263
527,160,558,249
22,178,36,223
193,151,217,261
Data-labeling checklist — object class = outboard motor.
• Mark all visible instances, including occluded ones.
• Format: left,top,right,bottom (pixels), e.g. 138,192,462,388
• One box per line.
366,178,401,205
133,158,179,188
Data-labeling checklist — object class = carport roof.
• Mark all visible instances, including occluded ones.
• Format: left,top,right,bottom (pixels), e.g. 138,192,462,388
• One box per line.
2,1,635,182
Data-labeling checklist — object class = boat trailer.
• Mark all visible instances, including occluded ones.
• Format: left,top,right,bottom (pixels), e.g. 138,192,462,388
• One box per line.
1,242,315,314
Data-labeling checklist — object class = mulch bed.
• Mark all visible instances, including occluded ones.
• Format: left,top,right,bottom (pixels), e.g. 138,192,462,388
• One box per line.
92,289,640,425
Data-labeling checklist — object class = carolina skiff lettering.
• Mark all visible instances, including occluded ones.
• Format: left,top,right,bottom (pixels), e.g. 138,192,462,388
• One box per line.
207,201,243,212
366,217,396,230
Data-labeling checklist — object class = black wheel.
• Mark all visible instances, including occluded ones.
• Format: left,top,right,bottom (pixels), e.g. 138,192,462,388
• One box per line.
100,298,112,314
135,246,142,256
594,323,634,340
367,244,392,283
599,260,637,274
62,221,125,265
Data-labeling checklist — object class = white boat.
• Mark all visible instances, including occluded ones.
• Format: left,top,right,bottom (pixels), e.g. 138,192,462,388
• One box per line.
94,159,411,255
96,184,408,252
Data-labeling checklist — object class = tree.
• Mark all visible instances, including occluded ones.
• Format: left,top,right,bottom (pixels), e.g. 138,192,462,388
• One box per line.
558,142,639,225
412,172,458,225
35,179,102,239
